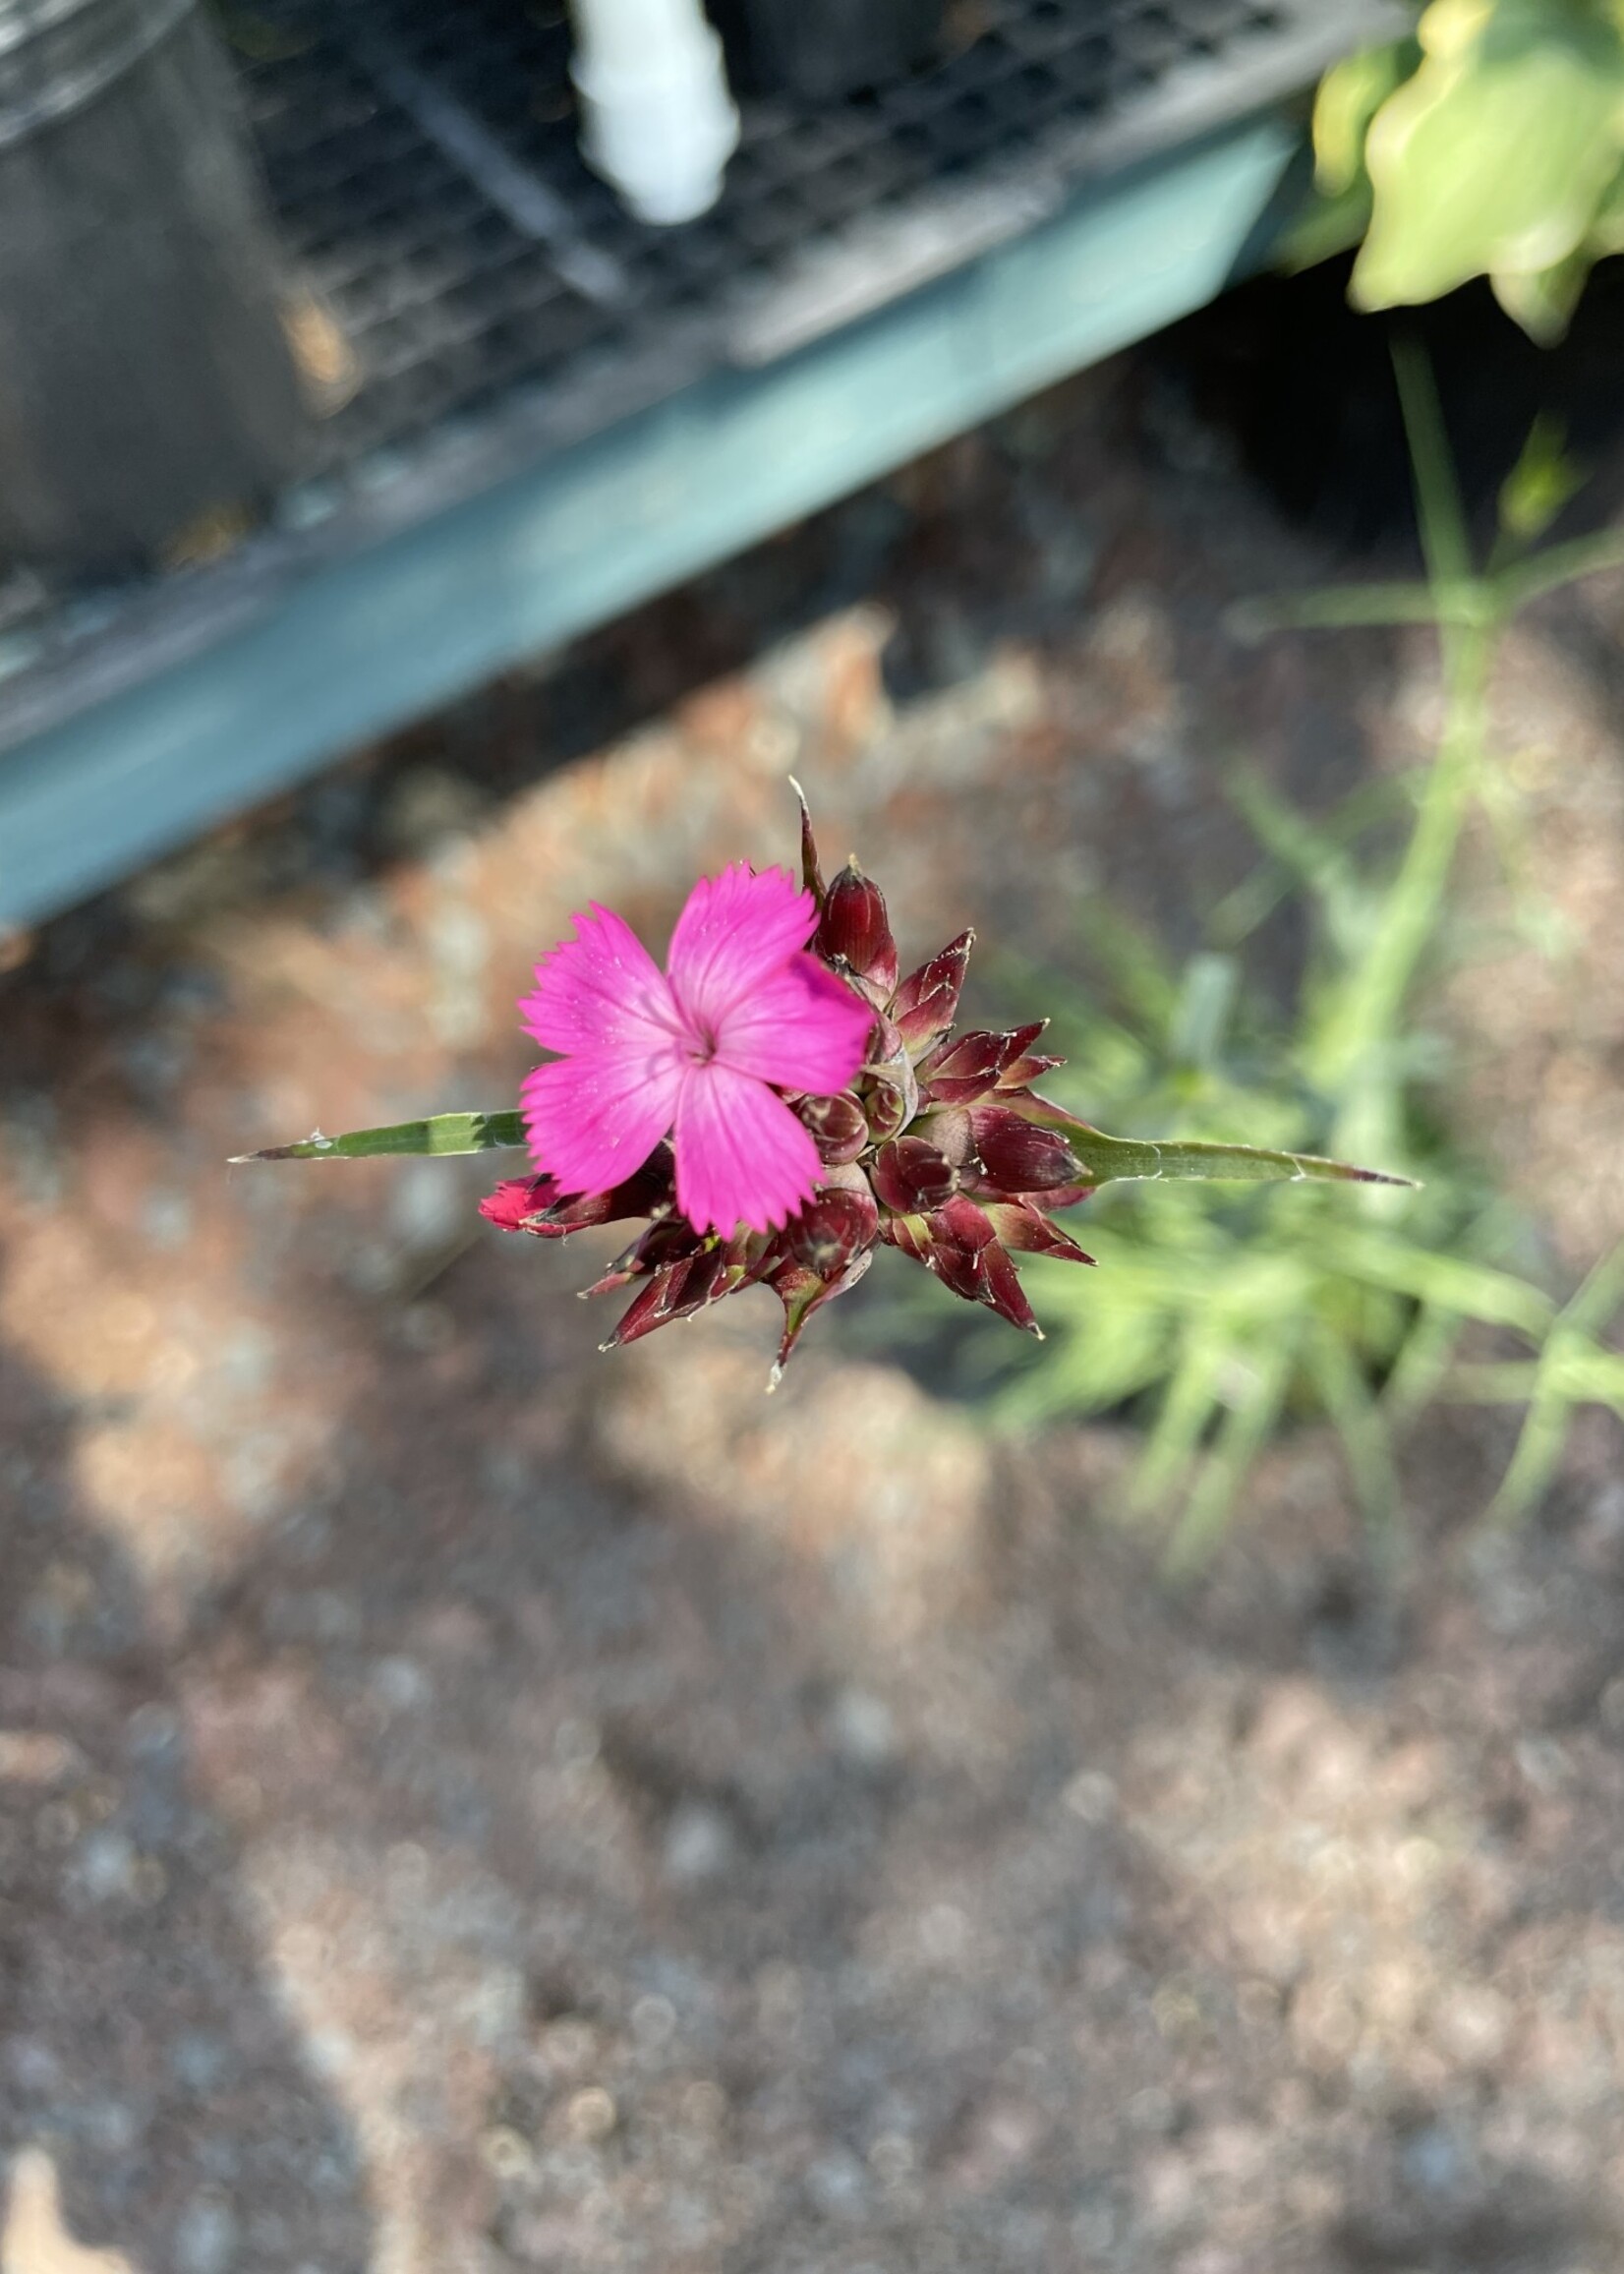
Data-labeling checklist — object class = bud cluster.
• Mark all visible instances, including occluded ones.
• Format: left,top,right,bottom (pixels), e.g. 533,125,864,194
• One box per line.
482,800,1097,1378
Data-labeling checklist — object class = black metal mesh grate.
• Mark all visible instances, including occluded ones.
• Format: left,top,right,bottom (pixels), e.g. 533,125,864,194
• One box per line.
0,0,1387,715
246,0,1307,484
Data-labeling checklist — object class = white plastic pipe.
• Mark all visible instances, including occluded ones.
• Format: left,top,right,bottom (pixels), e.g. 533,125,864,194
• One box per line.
568,0,740,227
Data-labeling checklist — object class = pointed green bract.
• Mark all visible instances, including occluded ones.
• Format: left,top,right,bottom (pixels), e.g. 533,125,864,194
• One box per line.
231,1109,527,1162
1484,1240,1624,1525
1015,1101,1411,1193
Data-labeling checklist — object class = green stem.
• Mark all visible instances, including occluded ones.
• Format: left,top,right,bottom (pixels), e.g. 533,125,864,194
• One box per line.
1315,611,1495,1152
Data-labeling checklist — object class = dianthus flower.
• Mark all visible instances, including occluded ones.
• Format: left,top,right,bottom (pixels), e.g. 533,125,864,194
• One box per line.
518,863,873,1237
477,796,1401,1377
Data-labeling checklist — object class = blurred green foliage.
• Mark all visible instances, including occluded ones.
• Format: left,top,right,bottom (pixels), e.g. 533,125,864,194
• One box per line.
1305,0,1624,342
884,347,1624,1568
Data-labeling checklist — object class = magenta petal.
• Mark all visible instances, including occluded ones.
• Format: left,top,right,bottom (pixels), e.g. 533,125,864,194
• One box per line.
673,1063,824,1235
520,902,681,1058
715,954,873,1093
521,1048,683,1196
666,863,816,1032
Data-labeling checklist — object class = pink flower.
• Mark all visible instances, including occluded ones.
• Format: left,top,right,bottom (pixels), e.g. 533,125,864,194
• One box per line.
519,864,874,1235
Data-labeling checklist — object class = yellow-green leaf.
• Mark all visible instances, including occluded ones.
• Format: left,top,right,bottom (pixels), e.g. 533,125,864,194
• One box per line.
1353,0,1624,313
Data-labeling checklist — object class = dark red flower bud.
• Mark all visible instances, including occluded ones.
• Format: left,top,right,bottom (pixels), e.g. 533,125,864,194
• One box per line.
994,1021,1064,1090
967,1105,1084,1194
603,1226,772,1348
918,1024,1067,1106
581,1213,703,1298
765,1247,874,1382
881,1209,931,1263
861,1054,918,1143
795,1089,869,1165
934,1191,998,1253
925,1240,985,1307
1035,1182,1095,1211
980,1198,1095,1265
913,1104,974,1166
480,1152,672,1236
891,929,974,1055
880,1193,1042,1335
978,1241,1040,1335
870,1137,957,1215
786,1180,880,1274
603,1248,726,1347
917,1026,1000,1095
817,861,899,999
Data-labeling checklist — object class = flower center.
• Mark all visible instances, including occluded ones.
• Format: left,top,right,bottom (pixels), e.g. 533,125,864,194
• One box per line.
686,1021,720,1068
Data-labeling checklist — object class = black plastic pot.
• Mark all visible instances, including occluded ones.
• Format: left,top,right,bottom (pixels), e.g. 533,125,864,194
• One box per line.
717,0,946,100
0,0,308,571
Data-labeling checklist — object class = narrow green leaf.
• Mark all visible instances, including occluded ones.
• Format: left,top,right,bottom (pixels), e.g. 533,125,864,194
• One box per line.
1312,1227,1555,1337
1381,1300,1464,1421
1485,1353,1580,1526
1443,1360,1543,1403
1168,954,1239,1075
1450,1352,1624,1406
1070,903,1183,1029
1484,1241,1624,1524
1381,1199,1528,1419
1226,771,1372,955
1495,523,1624,612
1474,756,1574,958
1208,777,1405,947
1228,582,1471,640
231,1109,527,1162
1305,1322,1401,1543
1394,336,1473,594
1163,1344,1293,1578
1125,1318,1235,1515
1554,1236,1624,1341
